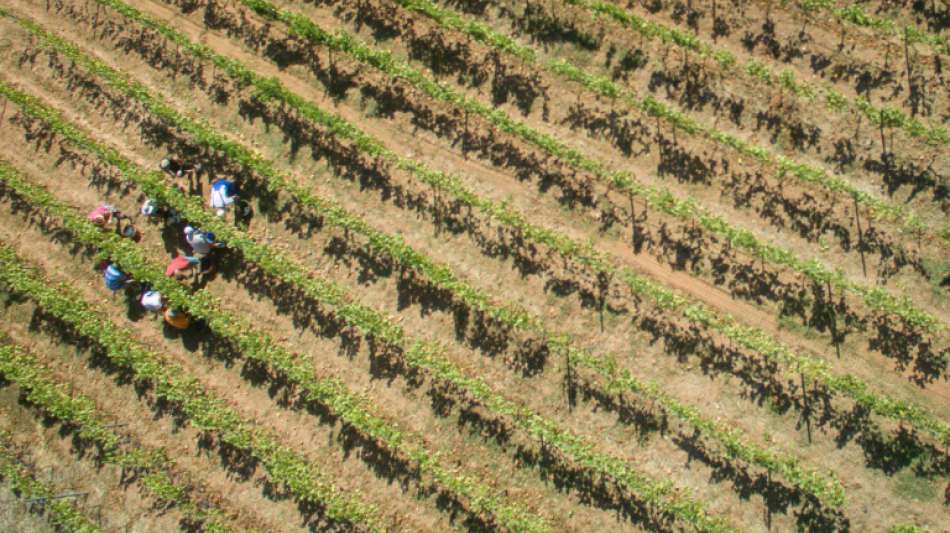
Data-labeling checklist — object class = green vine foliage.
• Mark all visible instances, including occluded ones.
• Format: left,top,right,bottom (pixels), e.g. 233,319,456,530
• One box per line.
89,0,948,332
569,0,949,146
0,13,850,508
0,342,237,532
225,0,848,508
80,0,950,332
57,0,950,439
828,2,950,55
0,127,547,533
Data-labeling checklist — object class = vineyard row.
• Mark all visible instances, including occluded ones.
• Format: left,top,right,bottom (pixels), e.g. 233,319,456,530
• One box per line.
0,341,238,532
74,0,949,369
43,0,949,408
566,0,949,146
390,0,945,243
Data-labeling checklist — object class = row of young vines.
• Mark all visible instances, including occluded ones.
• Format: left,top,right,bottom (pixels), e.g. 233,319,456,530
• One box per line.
3,0,947,527
565,0,949,146
0,341,237,532
390,0,947,245
0,234,384,530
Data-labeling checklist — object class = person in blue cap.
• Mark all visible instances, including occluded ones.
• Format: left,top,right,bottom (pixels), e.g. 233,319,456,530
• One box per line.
103,262,130,292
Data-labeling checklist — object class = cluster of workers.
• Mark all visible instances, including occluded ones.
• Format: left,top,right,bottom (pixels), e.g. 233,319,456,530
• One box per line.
94,156,242,330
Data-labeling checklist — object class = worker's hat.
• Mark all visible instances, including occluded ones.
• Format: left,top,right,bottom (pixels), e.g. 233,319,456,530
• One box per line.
141,199,158,216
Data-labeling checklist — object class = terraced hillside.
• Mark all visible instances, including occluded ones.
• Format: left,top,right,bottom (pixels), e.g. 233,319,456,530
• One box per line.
0,0,946,531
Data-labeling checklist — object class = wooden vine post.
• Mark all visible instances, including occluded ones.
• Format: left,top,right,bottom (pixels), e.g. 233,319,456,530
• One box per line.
903,27,915,117
327,47,334,97
564,347,575,411
629,190,637,249
463,108,469,159
853,194,867,279
826,279,840,359
801,371,812,444
878,108,889,157
432,184,440,236
598,270,613,333
711,0,717,41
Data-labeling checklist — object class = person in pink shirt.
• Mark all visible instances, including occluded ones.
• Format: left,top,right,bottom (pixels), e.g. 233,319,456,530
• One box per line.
88,203,139,239
87,204,122,229
165,255,201,280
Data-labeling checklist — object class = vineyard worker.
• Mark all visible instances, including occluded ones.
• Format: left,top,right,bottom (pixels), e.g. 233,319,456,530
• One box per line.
87,203,123,229
165,255,201,280
141,197,181,225
163,307,192,330
103,262,130,292
140,198,160,218
209,178,238,217
159,156,198,179
184,226,221,275
183,226,220,257
140,288,165,314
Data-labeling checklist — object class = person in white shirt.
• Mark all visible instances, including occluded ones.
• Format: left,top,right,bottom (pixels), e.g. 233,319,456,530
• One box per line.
210,179,237,217
141,198,181,225
140,289,165,314
184,226,219,257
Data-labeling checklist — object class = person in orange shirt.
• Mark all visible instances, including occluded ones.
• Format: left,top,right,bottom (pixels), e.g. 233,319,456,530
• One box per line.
163,307,191,330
